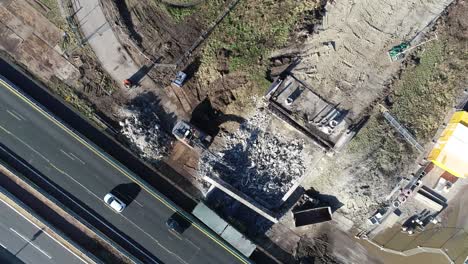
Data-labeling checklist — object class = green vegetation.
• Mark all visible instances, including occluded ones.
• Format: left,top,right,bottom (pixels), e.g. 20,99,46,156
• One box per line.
349,33,467,172
197,0,317,99
348,115,416,173
164,5,197,22
391,40,464,141
48,77,95,119
38,0,66,28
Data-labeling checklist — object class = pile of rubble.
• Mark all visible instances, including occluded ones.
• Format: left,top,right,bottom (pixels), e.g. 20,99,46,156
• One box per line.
199,109,306,208
119,107,172,163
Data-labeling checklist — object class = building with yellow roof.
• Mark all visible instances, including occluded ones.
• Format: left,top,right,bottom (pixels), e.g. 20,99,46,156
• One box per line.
428,111,468,178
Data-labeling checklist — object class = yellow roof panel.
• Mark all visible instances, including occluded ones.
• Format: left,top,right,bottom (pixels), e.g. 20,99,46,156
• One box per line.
429,122,468,178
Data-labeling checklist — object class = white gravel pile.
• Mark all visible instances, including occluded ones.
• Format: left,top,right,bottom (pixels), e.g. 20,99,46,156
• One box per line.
119,107,172,162
199,109,306,208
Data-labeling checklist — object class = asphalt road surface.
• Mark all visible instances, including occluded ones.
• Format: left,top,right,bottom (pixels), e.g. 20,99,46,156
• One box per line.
0,198,85,264
0,75,248,264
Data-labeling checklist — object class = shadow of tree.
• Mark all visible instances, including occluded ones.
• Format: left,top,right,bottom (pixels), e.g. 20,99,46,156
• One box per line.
183,57,201,83
128,63,156,86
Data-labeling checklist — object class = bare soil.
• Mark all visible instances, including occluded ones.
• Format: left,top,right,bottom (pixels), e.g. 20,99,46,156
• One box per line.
296,0,467,262
94,0,468,262
8,0,466,262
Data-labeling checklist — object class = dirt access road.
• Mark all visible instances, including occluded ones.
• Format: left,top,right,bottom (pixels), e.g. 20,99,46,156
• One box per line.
71,0,181,118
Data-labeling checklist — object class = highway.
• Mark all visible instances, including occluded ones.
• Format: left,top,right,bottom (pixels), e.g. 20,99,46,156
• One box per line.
0,198,85,264
0,74,249,263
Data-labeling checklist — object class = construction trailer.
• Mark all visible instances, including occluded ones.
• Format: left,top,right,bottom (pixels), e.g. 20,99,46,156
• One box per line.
192,203,257,257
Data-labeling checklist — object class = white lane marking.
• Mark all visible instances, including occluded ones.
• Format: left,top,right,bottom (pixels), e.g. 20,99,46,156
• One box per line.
9,228,52,259
168,229,183,240
48,163,103,201
59,149,86,165
0,78,250,263
0,199,87,263
0,125,50,163
133,200,143,207
6,110,22,121
0,146,158,264
119,213,190,264
0,125,97,201
49,161,185,262
68,152,86,165
0,123,178,262
11,110,26,120
60,149,75,161
0,242,6,248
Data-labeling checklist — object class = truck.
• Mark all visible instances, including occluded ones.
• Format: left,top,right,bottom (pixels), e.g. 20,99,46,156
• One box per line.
172,120,212,152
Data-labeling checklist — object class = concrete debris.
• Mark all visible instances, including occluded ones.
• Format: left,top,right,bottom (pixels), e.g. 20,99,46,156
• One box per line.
119,107,172,162
199,109,306,208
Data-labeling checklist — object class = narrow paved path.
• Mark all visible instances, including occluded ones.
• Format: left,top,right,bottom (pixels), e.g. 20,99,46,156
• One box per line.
70,0,180,116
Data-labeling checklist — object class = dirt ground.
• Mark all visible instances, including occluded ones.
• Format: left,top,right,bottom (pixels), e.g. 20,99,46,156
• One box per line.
273,0,453,121
93,0,467,262
3,0,467,262
0,0,79,83
296,0,467,262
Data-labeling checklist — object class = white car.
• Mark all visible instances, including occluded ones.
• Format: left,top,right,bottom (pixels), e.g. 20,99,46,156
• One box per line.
103,193,126,213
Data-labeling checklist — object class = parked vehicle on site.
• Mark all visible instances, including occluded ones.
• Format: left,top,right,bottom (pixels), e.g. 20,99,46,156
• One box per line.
172,120,212,152
172,71,187,87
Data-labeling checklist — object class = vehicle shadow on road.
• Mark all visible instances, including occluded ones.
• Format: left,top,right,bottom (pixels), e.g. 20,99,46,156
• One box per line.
0,245,26,264
0,143,161,263
110,183,141,206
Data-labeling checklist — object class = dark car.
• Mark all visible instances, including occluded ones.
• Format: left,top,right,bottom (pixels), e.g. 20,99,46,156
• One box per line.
166,217,184,234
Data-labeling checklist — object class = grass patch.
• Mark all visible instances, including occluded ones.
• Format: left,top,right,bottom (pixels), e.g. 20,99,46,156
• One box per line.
348,115,416,174
38,0,66,28
196,0,317,108
349,32,467,173
48,77,95,119
391,38,466,142
164,5,197,22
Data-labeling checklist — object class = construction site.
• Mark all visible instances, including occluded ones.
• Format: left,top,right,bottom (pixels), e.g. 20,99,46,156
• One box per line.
0,0,467,262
